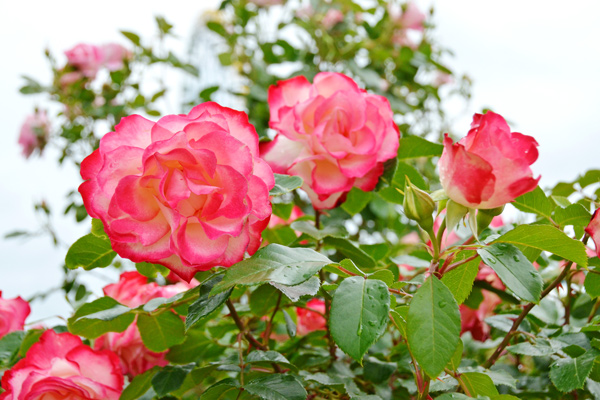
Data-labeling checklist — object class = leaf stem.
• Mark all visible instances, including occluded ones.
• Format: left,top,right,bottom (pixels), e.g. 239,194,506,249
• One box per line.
226,299,268,351
263,292,282,346
319,269,337,363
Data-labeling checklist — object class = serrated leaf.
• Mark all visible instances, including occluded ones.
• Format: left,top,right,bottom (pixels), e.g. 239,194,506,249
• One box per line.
137,312,185,352
342,187,373,215
120,367,158,400
478,243,542,303
324,238,376,269
407,276,460,378
270,174,303,196
246,350,297,372
460,372,499,397
511,186,555,221
330,277,390,363
507,338,566,356
244,374,307,400
495,224,588,266
447,338,463,371
68,297,134,339
554,203,591,228
441,252,480,304
550,349,600,392
211,244,332,294
290,220,348,240
65,233,117,270
368,270,395,287
271,276,320,302
397,136,443,160
199,378,239,400
186,275,232,330
151,365,192,397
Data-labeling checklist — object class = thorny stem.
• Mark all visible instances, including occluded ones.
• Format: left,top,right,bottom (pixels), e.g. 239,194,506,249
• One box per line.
483,260,574,368
226,299,268,351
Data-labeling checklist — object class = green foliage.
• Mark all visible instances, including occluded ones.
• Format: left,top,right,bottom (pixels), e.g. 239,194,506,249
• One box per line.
550,350,600,392
65,233,117,270
137,312,186,352
441,252,480,304
269,174,303,196
67,297,134,339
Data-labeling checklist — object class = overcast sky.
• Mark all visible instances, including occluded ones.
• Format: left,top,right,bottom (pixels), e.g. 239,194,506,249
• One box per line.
1,0,599,324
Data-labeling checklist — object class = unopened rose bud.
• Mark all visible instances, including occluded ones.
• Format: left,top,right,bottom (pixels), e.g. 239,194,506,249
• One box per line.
403,178,435,230
476,205,504,233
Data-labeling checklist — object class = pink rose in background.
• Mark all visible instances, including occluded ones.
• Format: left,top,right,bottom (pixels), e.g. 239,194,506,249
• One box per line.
65,43,104,78
439,111,540,209
101,43,131,72
321,9,344,30
247,0,283,6
586,209,600,258
79,103,274,282
0,292,30,339
460,266,503,341
389,1,426,47
297,299,326,335
268,205,304,228
433,72,453,87
18,111,50,158
96,271,193,377
261,72,400,209
0,330,123,400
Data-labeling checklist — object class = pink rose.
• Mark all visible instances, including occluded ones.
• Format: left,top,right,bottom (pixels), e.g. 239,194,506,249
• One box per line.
390,1,426,31
460,266,503,342
321,9,344,30
64,43,104,78
261,72,400,209
79,103,274,281
586,209,600,258
96,272,193,377
0,292,30,339
100,43,131,72
18,111,50,159
0,330,123,400
438,111,540,209
296,299,326,335
268,205,304,228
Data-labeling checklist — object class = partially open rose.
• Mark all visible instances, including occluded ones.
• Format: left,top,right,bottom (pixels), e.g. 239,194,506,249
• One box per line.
261,72,399,209
79,103,274,281
0,291,30,339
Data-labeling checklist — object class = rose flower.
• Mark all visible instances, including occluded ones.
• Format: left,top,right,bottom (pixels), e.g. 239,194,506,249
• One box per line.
0,291,30,339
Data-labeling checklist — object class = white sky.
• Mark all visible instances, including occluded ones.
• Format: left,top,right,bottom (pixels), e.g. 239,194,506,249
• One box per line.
1,0,599,324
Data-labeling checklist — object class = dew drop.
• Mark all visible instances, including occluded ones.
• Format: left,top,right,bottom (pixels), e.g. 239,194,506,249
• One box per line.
357,323,363,336
497,243,508,249
488,258,497,264
438,300,447,309
513,255,520,262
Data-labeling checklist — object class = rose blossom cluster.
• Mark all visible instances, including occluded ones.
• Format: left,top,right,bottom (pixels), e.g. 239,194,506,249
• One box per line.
17,111,50,159
79,102,274,281
261,72,400,209
94,271,194,377
63,43,130,81
0,292,30,339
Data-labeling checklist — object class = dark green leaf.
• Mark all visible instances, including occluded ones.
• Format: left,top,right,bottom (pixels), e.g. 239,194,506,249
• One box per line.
199,378,239,400
478,243,542,303
407,277,460,378
270,174,303,196
330,277,390,363
0,331,26,367
211,244,332,294
363,357,396,384
120,367,158,400
65,233,117,270
290,220,348,240
243,374,307,400
397,136,443,160
137,312,185,352
68,297,134,339
550,349,600,392
151,365,192,397
586,270,600,299
186,275,233,330
246,350,297,372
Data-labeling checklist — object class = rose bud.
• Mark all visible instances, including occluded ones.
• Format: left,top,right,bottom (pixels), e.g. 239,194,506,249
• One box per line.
402,178,435,230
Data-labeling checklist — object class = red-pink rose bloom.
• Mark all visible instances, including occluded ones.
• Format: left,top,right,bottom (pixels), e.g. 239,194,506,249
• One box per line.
18,111,50,158
261,72,400,209
460,266,503,341
100,43,130,72
95,271,193,377
586,210,600,258
79,103,274,281
439,111,540,209
297,299,327,335
64,43,104,78
268,205,304,228
321,9,344,29
0,291,30,339
0,330,123,400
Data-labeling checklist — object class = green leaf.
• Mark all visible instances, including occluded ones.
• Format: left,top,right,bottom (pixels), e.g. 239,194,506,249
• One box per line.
446,200,468,232
378,162,427,204
550,349,600,392
135,262,170,279
461,372,499,397
330,277,390,363
290,220,348,240
495,224,588,266
0,331,26,367
151,365,192,397
477,243,542,303
19,329,44,357
199,378,239,400
435,394,471,400
65,233,117,270
447,338,463,371
368,270,395,287
271,276,320,302
554,203,592,228
407,277,460,378
507,338,565,356
397,136,443,160
586,270,600,299
68,297,134,339
120,367,157,400
441,252,480,304
211,244,332,295
342,187,373,215
250,284,284,316
324,238,376,269
363,357,396,384
270,174,303,196
121,30,141,46
186,275,233,330
91,218,108,237
579,169,600,188
390,307,408,339
243,374,307,400
137,312,185,352
511,186,555,221
282,310,296,337
246,350,297,372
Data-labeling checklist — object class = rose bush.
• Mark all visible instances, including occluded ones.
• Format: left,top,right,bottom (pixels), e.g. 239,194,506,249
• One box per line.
79,102,274,281
0,330,123,400
439,111,540,209
0,292,30,339
64,43,129,79
261,72,400,209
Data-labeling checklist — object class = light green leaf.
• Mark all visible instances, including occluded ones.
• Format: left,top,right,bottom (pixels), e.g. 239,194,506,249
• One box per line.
407,277,460,378
330,277,390,363
554,203,592,228
368,270,395,287
511,186,555,221
270,174,303,196
397,136,443,160
477,243,542,303
291,220,348,240
65,233,117,270
441,252,480,304
119,367,158,400
211,244,332,295
246,350,297,372
342,187,373,215
271,276,320,302
243,374,307,400
550,349,600,392
68,297,134,339
586,269,600,299
137,312,185,352
461,372,499,397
